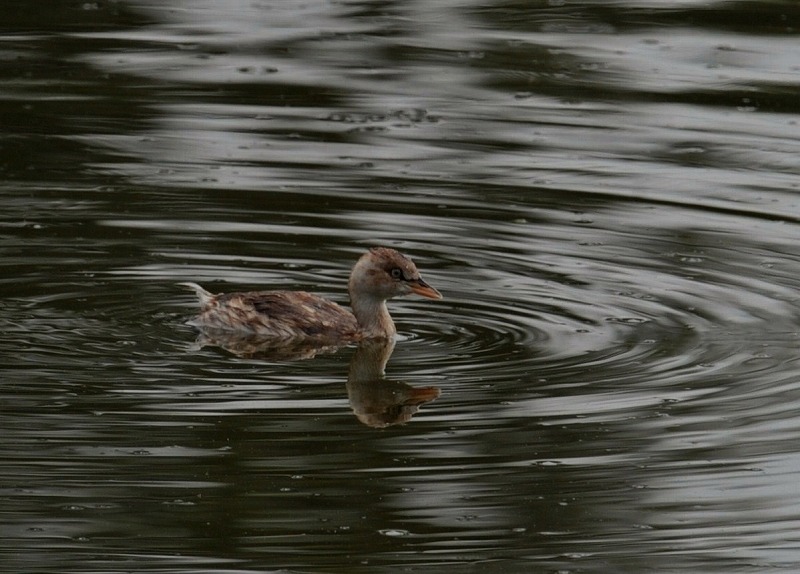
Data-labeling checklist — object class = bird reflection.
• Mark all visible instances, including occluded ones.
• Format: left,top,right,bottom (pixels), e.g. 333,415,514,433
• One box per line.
188,328,345,361
187,333,440,427
347,338,440,428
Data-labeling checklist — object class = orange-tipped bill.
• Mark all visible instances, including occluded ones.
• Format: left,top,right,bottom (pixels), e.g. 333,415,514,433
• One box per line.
409,278,442,300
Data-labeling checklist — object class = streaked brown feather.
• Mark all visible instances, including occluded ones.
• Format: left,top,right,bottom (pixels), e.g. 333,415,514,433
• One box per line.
195,290,360,341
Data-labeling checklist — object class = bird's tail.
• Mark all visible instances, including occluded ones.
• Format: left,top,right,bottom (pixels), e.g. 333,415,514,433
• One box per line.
179,282,215,306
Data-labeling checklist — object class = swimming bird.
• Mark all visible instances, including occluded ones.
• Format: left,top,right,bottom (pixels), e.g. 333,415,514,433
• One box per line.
182,247,441,344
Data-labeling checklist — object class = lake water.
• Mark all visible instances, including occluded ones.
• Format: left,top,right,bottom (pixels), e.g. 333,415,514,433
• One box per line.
2,1,800,572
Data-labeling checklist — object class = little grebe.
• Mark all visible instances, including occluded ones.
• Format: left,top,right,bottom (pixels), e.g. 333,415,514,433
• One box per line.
182,247,441,342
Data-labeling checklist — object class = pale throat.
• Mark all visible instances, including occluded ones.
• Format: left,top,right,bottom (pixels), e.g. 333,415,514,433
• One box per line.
349,293,396,338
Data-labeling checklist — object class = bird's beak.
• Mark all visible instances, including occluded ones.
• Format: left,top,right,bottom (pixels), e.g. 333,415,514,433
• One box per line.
409,278,442,300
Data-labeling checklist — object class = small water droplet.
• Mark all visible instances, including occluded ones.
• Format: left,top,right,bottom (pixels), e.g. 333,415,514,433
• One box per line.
163,499,196,506
605,317,649,325
378,529,410,537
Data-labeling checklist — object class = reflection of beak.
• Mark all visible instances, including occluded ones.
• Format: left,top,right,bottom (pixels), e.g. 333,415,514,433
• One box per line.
405,386,441,404
409,278,442,300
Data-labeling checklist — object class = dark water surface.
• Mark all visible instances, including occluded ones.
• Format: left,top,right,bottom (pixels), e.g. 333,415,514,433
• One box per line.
2,1,800,572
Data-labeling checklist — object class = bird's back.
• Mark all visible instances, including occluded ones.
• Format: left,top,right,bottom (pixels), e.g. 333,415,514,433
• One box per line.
189,289,360,341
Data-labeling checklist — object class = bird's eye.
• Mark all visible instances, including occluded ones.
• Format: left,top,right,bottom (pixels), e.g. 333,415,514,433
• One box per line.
390,268,403,279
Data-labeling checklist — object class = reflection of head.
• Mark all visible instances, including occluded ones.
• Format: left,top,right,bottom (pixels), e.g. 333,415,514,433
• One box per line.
347,339,441,428
351,384,440,428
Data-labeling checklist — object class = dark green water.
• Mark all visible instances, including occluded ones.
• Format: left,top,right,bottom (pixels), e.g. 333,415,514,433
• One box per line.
2,1,800,572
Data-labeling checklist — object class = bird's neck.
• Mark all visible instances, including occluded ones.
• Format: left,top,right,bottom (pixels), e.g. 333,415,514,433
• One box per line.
350,293,396,338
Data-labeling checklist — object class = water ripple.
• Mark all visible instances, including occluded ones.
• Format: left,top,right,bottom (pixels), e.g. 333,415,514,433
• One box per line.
3,1,800,571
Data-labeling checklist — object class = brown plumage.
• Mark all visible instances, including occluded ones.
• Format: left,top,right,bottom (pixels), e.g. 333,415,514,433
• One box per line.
182,247,441,344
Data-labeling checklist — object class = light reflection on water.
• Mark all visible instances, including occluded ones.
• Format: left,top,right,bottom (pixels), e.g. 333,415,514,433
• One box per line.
2,0,800,572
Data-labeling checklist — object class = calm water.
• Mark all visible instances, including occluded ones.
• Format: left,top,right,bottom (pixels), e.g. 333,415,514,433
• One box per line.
2,1,800,572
